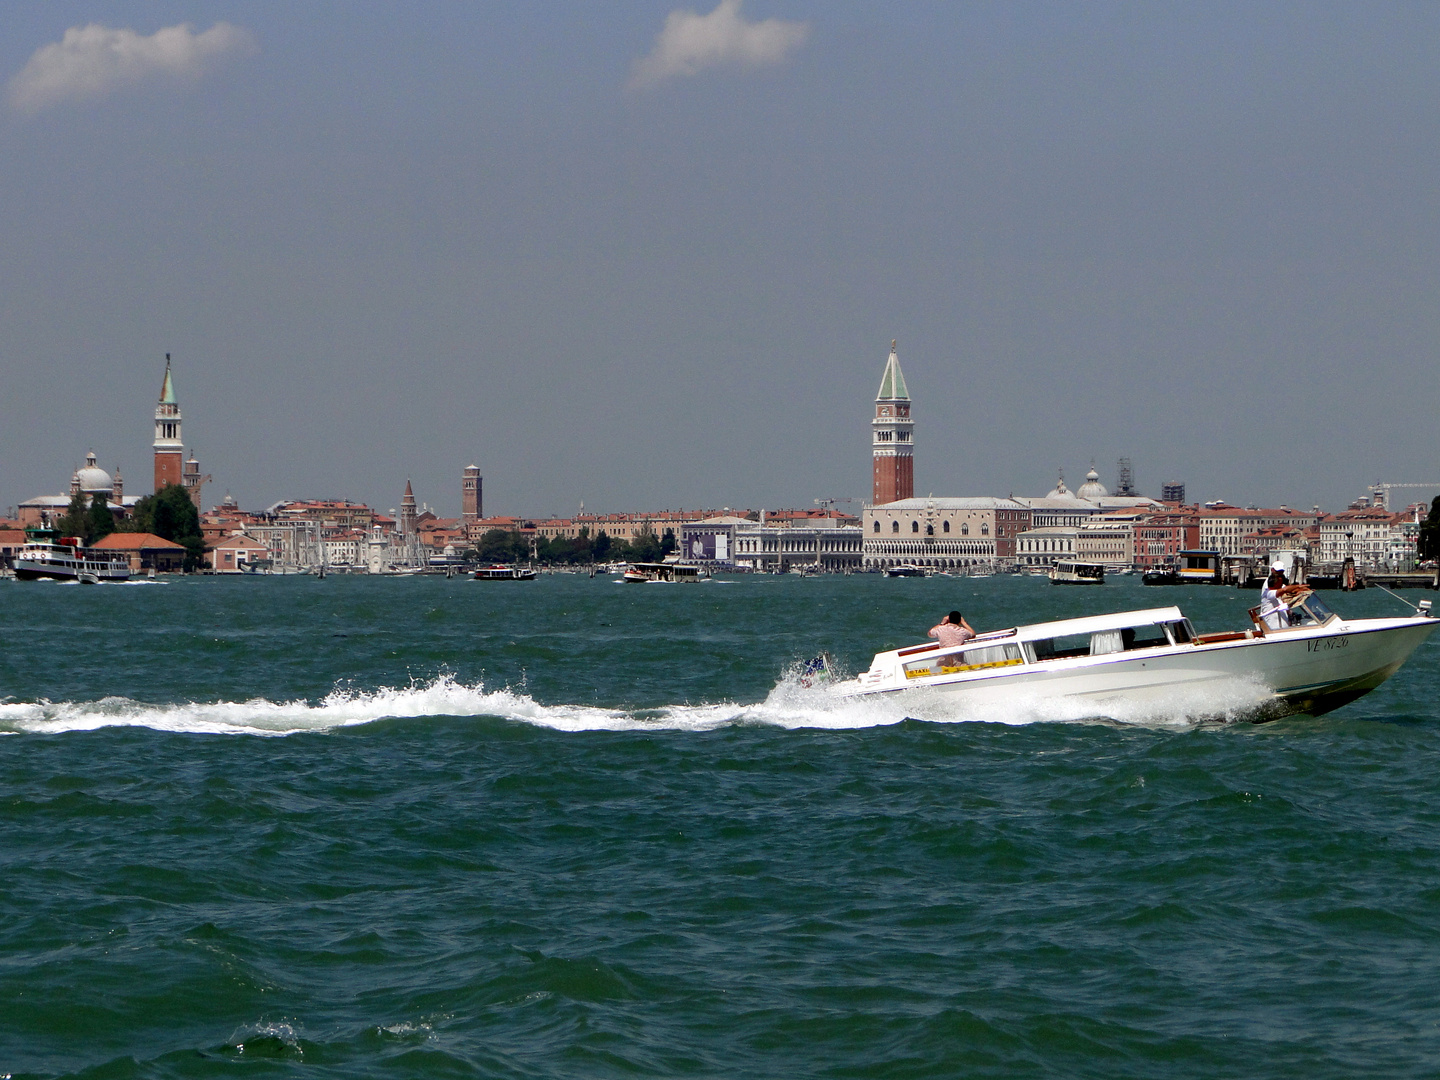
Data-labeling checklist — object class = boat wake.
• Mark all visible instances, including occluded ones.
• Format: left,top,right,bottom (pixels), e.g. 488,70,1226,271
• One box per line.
0,669,1277,738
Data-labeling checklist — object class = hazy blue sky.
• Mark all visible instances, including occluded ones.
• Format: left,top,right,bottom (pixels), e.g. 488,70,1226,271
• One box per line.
3,2,1438,518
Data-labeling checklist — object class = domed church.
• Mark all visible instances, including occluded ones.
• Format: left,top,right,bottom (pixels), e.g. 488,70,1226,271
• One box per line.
18,450,141,527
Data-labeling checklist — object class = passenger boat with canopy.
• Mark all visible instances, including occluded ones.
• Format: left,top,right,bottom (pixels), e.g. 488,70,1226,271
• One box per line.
623,558,706,583
473,564,537,581
13,527,131,583
835,592,1436,721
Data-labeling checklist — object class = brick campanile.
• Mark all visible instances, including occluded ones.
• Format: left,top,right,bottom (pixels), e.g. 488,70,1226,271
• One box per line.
871,340,914,505
153,354,183,492
462,464,482,525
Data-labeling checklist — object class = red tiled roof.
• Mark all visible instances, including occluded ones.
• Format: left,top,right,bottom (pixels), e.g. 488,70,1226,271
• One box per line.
91,532,185,551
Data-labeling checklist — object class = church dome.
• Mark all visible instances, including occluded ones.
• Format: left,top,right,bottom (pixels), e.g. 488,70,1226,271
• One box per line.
1046,472,1071,499
75,452,113,496
1077,467,1109,501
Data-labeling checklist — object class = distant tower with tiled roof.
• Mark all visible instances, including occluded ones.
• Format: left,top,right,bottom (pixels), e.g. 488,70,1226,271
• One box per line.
153,354,183,493
871,340,913,505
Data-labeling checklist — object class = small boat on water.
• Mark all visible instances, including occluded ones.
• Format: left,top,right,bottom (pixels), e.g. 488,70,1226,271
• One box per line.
13,527,131,583
623,558,706,583
884,564,927,578
834,592,1436,721
473,564,537,581
1049,561,1105,585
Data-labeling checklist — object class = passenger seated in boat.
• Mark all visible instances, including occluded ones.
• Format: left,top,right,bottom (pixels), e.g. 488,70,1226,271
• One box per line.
1258,563,1307,631
929,610,975,648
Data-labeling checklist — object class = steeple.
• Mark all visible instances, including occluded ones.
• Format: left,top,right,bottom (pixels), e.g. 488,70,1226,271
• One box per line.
876,339,909,401
159,355,176,405
401,479,418,540
871,339,914,505
153,353,184,492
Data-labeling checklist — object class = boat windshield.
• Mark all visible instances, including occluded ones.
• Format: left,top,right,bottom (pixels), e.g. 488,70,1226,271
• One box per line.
1290,594,1337,626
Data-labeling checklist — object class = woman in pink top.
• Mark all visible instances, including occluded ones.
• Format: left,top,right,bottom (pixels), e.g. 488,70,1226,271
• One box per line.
929,610,975,648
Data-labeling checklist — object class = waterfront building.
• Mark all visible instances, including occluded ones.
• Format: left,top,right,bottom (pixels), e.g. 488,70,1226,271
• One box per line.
861,497,1026,571
1133,510,1199,571
1074,518,1135,568
18,451,140,526
0,528,26,569
1015,527,1079,567
1198,505,1321,557
1314,508,1407,568
1238,524,1311,567
1012,474,1103,528
872,341,914,505
686,515,863,573
89,532,186,573
274,500,375,532
527,510,711,547
211,533,268,573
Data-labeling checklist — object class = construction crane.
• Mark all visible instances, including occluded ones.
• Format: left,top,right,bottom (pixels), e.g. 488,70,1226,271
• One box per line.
1369,482,1440,511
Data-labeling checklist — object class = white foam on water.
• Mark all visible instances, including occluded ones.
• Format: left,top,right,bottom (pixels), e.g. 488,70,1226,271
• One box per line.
0,669,1275,738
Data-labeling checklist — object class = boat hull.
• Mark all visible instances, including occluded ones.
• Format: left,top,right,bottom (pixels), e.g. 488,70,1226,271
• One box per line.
14,558,130,583
841,618,1436,722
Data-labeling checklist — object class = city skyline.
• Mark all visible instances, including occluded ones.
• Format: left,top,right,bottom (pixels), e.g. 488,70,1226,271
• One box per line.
3,4,1439,516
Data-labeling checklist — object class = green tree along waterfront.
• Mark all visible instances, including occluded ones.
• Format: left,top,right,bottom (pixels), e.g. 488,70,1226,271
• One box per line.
1420,496,1440,562
53,493,117,546
120,484,208,571
473,527,675,566
85,494,115,545
53,492,89,542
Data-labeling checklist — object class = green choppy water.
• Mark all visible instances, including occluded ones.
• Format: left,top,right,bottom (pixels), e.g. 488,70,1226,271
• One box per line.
2,573,1439,1078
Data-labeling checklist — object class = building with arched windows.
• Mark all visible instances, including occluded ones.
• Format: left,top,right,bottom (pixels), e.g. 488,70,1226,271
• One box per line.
861,497,1030,570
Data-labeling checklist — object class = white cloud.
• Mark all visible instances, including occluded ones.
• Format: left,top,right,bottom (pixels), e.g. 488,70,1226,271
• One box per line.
629,0,810,90
7,22,256,114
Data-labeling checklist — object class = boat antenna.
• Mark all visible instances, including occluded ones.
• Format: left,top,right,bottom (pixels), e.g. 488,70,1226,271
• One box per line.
1369,579,1435,616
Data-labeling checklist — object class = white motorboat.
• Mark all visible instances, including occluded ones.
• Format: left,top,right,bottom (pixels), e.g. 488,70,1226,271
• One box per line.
13,528,131,583
884,564,927,578
835,593,1436,722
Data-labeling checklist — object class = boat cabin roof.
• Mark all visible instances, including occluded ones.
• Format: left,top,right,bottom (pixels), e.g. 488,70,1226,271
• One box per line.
1009,606,1185,642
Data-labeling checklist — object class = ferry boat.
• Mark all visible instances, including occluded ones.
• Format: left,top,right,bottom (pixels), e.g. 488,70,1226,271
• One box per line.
13,527,131,583
1049,560,1105,585
835,592,1436,721
623,558,706,583
473,564,537,581
1176,550,1222,583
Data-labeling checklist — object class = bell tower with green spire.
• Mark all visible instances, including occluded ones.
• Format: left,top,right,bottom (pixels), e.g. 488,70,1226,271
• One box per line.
153,354,183,492
871,340,913,504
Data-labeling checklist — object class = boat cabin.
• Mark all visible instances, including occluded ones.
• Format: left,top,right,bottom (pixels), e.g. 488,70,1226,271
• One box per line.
889,606,1197,681
1176,550,1222,583
1050,561,1104,585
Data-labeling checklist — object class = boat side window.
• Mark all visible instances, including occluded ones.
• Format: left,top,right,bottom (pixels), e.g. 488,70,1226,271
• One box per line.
1166,620,1192,644
1121,624,1171,651
1031,633,1091,661
905,643,1023,678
